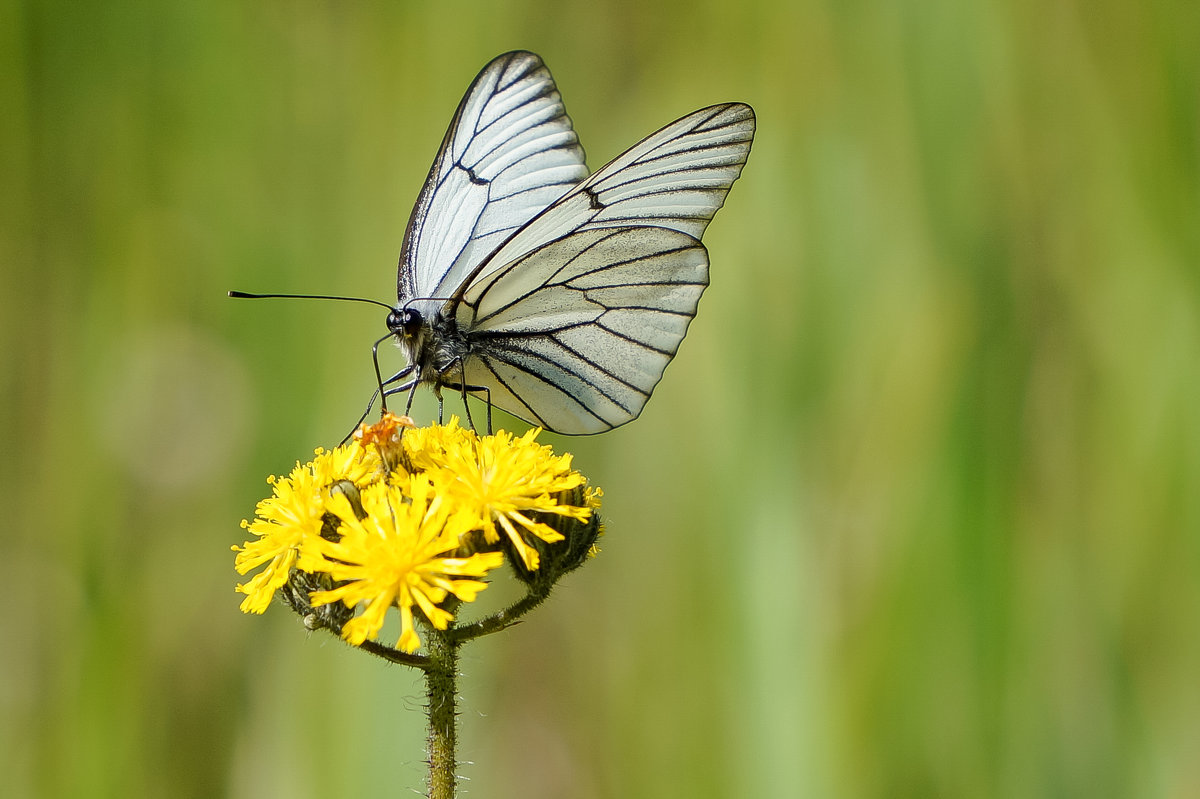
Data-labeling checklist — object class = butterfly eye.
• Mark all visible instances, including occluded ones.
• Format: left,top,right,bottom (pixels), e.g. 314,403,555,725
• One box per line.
387,308,424,339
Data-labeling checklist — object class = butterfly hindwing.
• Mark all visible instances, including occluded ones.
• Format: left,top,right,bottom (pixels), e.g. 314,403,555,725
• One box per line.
455,226,709,434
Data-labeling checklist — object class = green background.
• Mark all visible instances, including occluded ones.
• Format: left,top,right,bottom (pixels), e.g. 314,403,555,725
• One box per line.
4,0,1198,796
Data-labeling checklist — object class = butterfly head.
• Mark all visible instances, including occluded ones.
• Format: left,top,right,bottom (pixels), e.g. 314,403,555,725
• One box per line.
387,298,463,378
386,306,424,340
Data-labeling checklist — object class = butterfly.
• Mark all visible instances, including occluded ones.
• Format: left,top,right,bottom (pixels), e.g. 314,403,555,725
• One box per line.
232,51,753,434
377,50,755,435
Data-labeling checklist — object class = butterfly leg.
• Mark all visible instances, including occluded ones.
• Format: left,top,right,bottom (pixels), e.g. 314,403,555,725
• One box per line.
363,365,414,419
432,358,474,430
466,384,493,435
403,378,421,418
370,332,405,412
343,366,415,443
346,365,413,440
437,380,492,435
442,381,470,429
345,370,416,444
482,386,493,434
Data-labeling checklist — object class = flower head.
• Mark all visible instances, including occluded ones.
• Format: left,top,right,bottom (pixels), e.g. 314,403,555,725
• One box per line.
233,442,381,613
309,478,504,652
427,426,593,570
233,414,602,652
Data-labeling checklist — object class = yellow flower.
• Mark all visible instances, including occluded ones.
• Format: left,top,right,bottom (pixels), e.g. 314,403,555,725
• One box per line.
397,416,475,473
234,414,602,648
429,427,593,571
233,443,381,613
311,439,385,487
309,478,504,652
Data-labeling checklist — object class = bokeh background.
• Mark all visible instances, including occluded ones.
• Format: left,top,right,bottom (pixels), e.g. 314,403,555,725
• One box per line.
3,0,1198,796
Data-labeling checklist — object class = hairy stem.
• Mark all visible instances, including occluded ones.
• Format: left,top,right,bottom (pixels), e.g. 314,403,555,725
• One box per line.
425,628,460,799
449,582,553,643
357,638,431,669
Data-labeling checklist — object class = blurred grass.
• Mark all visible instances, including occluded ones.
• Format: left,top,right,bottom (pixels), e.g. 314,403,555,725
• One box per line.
2,0,1198,796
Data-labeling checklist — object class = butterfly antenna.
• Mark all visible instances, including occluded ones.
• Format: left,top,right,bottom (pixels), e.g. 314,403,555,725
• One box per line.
231,289,413,432
228,290,395,311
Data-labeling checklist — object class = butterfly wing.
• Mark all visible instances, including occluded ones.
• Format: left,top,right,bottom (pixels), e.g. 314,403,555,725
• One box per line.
397,51,589,302
448,102,754,300
456,226,709,434
444,102,754,433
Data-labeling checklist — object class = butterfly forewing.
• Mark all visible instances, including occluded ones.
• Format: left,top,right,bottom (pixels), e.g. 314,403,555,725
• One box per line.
398,51,589,302
455,226,709,434
448,103,754,299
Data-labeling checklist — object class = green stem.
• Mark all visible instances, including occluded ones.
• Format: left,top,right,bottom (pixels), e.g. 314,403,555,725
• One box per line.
449,582,553,643
357,639,430,669
425,628,460,799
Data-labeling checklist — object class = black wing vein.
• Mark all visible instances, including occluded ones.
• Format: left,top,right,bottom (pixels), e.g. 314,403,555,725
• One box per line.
455,226,712,434
397,51,589,301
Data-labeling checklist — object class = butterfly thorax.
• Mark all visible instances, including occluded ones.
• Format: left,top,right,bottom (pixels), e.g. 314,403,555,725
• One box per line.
388,299,471,386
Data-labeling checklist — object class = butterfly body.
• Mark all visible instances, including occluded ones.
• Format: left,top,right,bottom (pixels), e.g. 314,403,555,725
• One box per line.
384,51,754,434
386,301,469,397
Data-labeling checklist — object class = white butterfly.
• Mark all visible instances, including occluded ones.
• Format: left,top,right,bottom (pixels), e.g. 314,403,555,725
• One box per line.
382,50,754,434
